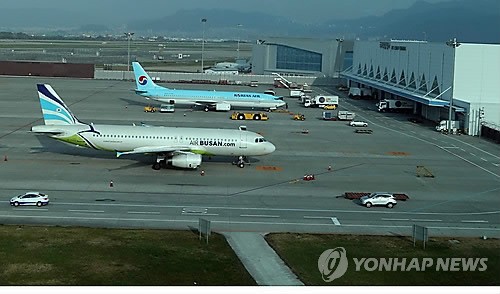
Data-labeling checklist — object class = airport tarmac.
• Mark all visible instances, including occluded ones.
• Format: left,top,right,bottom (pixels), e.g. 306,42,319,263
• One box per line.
0,76,499,237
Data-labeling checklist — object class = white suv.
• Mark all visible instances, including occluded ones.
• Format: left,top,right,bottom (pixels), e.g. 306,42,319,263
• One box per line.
360,192,397,208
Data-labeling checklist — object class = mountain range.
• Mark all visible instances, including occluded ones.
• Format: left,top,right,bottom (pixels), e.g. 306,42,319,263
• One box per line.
0,0,498,43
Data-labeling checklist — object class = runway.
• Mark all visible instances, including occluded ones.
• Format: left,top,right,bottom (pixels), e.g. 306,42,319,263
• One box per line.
1,76,499,237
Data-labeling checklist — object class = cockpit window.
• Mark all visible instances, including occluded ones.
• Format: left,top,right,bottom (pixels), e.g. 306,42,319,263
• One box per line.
255,137,266,143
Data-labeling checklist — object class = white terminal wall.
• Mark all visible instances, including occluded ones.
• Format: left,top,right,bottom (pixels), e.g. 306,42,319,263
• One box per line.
350,41,500,135
453,43,500,131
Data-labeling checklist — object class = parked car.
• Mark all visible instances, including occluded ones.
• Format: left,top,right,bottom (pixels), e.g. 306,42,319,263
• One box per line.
349,121,368,127
10,192,49,207
360,192,397,208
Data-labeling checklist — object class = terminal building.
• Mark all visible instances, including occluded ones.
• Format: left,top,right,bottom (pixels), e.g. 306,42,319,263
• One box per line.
252,37,354,78
252,37,500,137
341,40,500,136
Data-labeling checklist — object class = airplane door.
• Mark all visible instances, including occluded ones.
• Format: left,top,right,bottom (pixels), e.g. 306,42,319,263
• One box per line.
239,131,247,149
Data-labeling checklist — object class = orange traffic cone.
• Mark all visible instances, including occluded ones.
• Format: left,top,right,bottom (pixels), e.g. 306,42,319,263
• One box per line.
109,180,114,188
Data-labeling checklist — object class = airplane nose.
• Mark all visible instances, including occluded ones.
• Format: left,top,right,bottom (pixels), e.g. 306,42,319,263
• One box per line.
267,142,276,154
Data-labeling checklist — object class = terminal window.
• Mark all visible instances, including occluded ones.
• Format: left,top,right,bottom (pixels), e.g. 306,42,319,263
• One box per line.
276,45,322,72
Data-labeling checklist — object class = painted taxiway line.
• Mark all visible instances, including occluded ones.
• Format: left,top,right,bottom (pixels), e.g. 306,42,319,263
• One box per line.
410,219,442,222
240,214,280,218
50,202,500,216
127,211,161,215
68,209,105,213
381,218,410,221
181,213,219,216
1,214,499,233
303,216,332,219
331,217,341,226
461,220,488,223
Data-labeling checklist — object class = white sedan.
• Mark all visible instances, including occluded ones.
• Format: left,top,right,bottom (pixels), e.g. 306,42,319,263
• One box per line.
360,192,397,208
349,121,368,127
10,192,50,207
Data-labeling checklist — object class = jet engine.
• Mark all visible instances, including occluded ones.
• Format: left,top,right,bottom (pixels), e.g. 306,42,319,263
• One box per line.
168,153,202,169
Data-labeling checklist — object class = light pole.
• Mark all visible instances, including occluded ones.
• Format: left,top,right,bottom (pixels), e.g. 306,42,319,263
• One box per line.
237,24,243,60
201,18,207,73
445,37,461,134
124,32,134,72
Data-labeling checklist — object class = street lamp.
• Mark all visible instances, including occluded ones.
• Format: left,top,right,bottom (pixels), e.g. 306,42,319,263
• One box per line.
124,32,134,72
237,24,243,60
445,37,461,134
201,18,207,73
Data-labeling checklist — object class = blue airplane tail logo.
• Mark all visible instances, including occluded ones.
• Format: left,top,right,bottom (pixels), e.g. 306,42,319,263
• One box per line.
138,75,148,85
132,62,167,92
37,84,84,125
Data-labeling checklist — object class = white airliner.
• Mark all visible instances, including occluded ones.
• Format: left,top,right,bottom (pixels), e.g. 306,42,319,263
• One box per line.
31,84,276,170
132,62,286,112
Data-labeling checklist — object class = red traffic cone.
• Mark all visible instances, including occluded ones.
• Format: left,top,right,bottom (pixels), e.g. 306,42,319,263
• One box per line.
109,180,114,188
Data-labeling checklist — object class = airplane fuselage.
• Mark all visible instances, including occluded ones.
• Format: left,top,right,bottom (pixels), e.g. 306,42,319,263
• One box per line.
138,88,285,109
32,124,275,157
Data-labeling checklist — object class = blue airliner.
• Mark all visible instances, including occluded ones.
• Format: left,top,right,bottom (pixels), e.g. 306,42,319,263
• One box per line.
132,62,285,112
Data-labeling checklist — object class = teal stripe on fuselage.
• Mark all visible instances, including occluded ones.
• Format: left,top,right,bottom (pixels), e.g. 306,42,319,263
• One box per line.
143,88,276,101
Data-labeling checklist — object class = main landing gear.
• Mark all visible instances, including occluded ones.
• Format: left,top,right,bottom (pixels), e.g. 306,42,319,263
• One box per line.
152,154,167,170
232,156,249,168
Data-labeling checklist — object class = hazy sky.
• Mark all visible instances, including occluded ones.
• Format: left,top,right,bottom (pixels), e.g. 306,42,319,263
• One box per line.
4,0,459,24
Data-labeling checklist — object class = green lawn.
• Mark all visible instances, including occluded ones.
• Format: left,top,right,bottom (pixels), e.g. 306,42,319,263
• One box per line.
266,233,500,286
0,225,255,286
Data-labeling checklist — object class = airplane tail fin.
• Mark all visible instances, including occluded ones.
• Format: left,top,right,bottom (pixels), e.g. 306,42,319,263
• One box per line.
132,62,167,92
37,84,84,125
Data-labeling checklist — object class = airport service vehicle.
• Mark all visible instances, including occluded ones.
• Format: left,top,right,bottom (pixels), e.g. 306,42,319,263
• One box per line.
144,105,156,112
31,84,276,170
435,120,461,133
293,113,305,121
322,112,336,121
132,62,285,111
337,110,355,121
205,102,231,112
360,192,397,208
349,121,368,127
159,104,175,113
230,112,269,121
377,99,414,112
323,104,337,110
348,87,372,99
10,192,49,207
304,95,339,108
338,85,349,91
299,95,310,104
290,90,305,98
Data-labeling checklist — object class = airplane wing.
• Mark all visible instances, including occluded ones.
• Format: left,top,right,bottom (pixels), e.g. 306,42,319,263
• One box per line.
116,145,204,157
